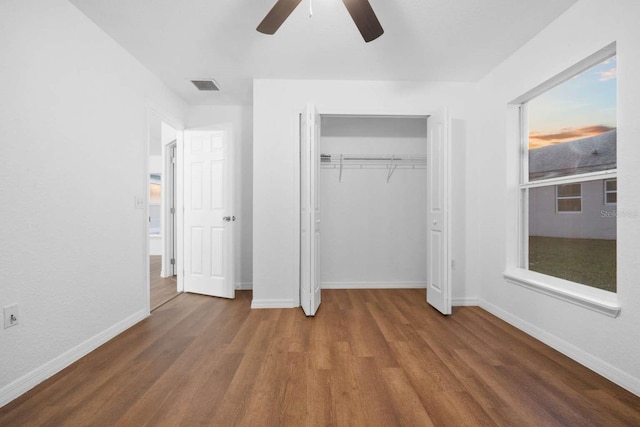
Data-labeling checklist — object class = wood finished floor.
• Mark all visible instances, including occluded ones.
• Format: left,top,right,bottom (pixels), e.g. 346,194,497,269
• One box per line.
2,289,639,426
150,255,178,311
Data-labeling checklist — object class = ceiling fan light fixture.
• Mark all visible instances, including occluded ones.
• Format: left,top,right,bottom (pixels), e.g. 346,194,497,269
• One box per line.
257,0,302,34
341,0,384,43
256,0,383,42
190,79,221,91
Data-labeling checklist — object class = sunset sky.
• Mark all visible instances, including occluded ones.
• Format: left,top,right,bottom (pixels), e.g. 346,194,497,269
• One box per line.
528,56,617,149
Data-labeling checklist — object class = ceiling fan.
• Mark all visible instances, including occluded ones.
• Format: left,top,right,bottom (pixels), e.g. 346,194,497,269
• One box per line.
257,0,384,43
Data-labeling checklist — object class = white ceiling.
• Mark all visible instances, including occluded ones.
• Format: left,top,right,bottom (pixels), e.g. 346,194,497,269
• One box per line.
68,0,578,105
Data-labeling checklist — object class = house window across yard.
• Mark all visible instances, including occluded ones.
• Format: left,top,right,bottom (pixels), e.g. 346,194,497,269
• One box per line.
604,179,617,204
556,183,582,212
521,52,617,293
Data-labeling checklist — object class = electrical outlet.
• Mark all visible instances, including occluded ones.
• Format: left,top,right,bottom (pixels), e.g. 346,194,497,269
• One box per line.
3,304,19,329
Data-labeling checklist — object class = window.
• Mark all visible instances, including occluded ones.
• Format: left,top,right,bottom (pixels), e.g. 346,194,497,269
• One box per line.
521,52,617,293
149,174,161,235
556,183,582,212
604,179,617,204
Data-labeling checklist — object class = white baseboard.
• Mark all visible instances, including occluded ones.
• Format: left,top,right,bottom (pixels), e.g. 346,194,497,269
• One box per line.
0,309,148,408
479,299,640,397
251,299,297,309
321,281,426,289
452,297,480,306
235,282,253,290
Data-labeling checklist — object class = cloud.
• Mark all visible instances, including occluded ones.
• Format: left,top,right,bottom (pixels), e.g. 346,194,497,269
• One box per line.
598,67,617,81
529,125,615,149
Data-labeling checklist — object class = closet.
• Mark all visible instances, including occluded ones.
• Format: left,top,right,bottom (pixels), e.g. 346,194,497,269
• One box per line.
319,115,428,289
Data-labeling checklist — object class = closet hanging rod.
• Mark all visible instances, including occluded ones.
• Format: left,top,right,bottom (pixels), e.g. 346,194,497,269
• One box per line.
335,157,409,161
321,154,426,183
321,154,426,161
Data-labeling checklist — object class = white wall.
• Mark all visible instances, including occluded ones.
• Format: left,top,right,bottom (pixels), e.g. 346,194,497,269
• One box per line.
161,121,177,146
0,0,186,406
253,80,473,308
469,0,640,394
186,105,253,288
320,118,427,288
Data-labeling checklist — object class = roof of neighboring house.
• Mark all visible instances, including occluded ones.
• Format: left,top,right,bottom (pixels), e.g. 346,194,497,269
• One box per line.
529,129,617,180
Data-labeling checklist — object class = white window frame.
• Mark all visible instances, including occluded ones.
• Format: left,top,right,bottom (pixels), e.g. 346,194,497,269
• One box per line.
503,43,620,318
604,178,617,205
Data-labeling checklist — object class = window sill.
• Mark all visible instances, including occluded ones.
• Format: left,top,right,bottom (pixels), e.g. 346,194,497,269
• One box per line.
503,268,621,318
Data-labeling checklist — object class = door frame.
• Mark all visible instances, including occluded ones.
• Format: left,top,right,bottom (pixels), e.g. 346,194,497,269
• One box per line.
161,139,177,278
146,106,184,312
294,106,451,312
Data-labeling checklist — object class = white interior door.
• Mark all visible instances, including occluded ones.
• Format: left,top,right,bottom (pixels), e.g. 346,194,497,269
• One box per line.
183,130,234,299
426,109,452,315
300,104,321,316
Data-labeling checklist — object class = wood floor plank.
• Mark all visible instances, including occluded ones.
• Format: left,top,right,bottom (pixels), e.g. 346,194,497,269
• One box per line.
388,334,465,393
351,356,402,426
276,351,308,426
137,350,241,427
453,348,568,425
381,367,435,426
328,341,367,426
306,366,333,427
583,389,640,426
2,289,639,426
207,350,266,426
340,304,398,368
150,255,179,311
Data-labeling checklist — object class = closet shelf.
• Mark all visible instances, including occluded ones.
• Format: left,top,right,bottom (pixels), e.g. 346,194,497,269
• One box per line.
320,154,426,182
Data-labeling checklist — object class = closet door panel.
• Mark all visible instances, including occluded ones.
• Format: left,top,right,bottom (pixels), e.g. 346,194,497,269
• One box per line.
426,108,452,315
300,104,321,316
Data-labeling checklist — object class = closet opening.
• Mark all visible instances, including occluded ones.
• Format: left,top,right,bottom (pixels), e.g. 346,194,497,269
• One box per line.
300,106,451,317
319,114,429,291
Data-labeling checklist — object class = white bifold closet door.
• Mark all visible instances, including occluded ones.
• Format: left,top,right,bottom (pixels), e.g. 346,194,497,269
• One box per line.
426,109,452,315
300,104,321,316
183,130,235,299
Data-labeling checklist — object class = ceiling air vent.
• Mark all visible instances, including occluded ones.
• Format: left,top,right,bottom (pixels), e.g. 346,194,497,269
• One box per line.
190,79,220,91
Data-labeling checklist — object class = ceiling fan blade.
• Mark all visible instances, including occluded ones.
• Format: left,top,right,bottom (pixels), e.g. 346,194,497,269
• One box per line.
341,0,384,42
257,0,303,35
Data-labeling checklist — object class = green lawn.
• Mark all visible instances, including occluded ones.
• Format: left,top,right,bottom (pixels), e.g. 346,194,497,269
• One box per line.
528,236,616,293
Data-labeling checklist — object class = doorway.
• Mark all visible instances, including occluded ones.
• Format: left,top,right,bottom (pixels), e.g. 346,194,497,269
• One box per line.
148,117,180,311
299,106,452,316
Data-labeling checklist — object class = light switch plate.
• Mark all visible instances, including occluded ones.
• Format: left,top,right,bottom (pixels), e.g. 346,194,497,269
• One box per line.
134,196,146,210
4,304,19,329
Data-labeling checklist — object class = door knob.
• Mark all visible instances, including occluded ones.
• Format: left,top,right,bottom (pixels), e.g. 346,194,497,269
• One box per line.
223,216,231,222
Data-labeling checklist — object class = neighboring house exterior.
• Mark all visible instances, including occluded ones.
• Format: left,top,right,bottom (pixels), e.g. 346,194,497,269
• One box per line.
528,130,617,240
